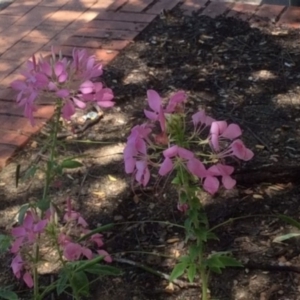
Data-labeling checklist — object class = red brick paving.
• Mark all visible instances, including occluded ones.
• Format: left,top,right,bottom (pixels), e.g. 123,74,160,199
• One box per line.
277,7,300,28
0,0,299,170
227,3,257,20
181,0,208,16
201,1,233,18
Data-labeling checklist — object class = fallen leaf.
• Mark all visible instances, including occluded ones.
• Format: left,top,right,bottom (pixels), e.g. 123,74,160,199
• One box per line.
108,175,117,181
165,282,175,293
255,145,265,150
167,238,180,244
93,191,105,198
31,141,38,148
244,189,254,195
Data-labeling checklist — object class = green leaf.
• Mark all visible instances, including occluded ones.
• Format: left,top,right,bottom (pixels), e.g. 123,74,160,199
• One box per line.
273,233,300,243
0,289,18,300
77,224,114,242
178,255,190,265
61,160,83,169
217,256,243,268
169,262,187,282
85,264,121,276
18,204,30,224
171,176,181,185
277,214,300,230
23,165,38,181
0,235,12,253
36,198,50,212
206,256,224,274
71,271,89,296
194,227,211,242
74,256,105,273
187,264,196,283
188,245,200,261
206,253,243,274
56,271,69,296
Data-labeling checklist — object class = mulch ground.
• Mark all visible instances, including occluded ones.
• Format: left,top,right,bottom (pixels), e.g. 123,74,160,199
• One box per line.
2,8,300,300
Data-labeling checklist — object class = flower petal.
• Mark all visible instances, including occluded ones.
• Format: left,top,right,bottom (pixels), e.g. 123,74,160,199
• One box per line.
203,176,219,195
187,158,206,178
80,80,94,94
23,271,34,288
230,139,254,161
177,147,194,159
221,124,242,140
97,250,112,263
147,89,162,112
163,145,178,158
62,100,75,120
222,175,236,189
158,157,173,176
144,109,158,121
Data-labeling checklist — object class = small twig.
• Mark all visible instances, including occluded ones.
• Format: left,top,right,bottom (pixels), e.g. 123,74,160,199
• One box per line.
113,257,199,288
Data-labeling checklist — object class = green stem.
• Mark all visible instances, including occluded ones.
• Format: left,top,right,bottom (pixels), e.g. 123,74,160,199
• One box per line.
33,243,39,300
208,214,272,233
42,107,61,204
200,268,209,300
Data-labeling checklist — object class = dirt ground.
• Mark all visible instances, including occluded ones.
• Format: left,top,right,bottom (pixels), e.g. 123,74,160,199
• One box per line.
2,8,300,300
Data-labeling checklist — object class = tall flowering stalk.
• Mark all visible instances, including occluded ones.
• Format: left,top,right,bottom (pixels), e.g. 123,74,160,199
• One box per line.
124,89,254,300
8,48,117,299
11,48,114,209
10,201,113,299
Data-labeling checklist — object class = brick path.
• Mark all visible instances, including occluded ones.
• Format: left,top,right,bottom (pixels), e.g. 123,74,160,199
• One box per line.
0,0,299,169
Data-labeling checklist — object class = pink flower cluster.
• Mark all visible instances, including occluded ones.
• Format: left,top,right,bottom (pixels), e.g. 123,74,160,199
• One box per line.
11,210,48,288
124,90,254,198
58,198,112,263
11,48,114,126
10,200,111,288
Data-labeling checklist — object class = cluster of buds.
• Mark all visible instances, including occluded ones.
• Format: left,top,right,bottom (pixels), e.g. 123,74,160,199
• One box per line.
10,199,111,288
11,48,114,126
124,90,254,200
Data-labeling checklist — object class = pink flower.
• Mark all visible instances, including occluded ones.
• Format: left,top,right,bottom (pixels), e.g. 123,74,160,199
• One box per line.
165,91,187,113
208,164,236,190
11,48,113,126
63,242,93,261
53,60,68,83
11,211,48,253
89,233,104,248
62,99,76,120
186,157,220,195
159,145,194,176
177,203,189,213
192,110,215,130
144,90,166,132
124,124,151,174
72,49,103,80
230,139,254,161
210,121,242,152
64,198,88,227
135,160,150,187
81,82,114,108
11,255,33,288
97,250,112,263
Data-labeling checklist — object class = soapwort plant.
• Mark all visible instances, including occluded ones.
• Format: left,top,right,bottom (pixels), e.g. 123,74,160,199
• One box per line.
124,89,254,299
0,48,119,300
